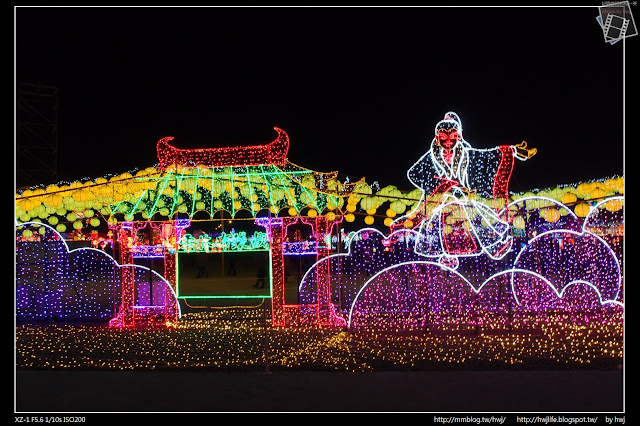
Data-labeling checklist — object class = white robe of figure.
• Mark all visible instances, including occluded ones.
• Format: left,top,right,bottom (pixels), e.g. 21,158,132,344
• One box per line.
403,138,516,261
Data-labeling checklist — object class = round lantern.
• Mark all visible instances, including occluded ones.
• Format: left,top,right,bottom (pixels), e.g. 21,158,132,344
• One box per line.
574,202,590,218
590,187,606,200
561,192,577,205
390,200,406,214
605,199,623,212
364,215,374,225
545,208,560,223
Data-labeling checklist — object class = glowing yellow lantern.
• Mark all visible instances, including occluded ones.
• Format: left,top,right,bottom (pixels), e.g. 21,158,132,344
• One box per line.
384,217,393,227
364,215,374,225
45,193,64,207
605,199,623,212
326,211,336,221
545,208,560,223
344,213,355,222
288,207,298,216
574,202,590,218
386,208,396,218
590,187,606,200
307,209,318,218
603,178,618,192
403,219,413,228
561,192,577,205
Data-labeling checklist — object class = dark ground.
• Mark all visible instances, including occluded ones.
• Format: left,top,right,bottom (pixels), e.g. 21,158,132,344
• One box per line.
15,369,623,413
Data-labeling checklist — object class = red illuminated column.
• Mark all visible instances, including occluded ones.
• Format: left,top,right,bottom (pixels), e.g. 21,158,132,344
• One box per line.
256,217,286,326
314,215,343,326
163,247,177,322
108,222,137,327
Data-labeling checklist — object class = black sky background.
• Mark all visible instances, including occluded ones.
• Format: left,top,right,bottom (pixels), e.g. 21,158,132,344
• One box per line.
15,6,628,194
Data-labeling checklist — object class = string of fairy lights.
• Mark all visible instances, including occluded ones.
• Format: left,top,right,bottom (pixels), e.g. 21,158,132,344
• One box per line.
15,309,623,371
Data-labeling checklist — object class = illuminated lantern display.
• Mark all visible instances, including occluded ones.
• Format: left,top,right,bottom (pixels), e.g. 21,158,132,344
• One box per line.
14,118,623,337
15,128,362,328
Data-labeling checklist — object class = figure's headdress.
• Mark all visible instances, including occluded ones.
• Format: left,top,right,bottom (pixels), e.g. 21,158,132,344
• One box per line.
434,119,460,135
443,111,462,133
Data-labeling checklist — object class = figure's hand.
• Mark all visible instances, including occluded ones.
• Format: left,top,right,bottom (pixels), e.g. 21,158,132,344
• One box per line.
514,140,537,160
462,187,477,197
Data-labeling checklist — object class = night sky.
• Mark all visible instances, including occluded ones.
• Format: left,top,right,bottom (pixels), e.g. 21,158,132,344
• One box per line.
15,6,628,194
